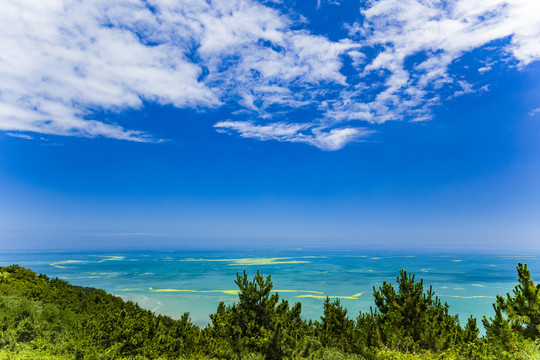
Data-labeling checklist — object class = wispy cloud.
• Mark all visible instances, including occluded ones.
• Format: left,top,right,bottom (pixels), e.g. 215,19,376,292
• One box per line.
0,0,217,142
336,0,540,125
1,0,539,149
5,132,33,140
529,107,540,117
215,121,373,150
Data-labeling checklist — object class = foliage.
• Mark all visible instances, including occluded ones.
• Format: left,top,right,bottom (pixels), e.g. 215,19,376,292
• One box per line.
207,270,306,359
316,297,354,352
483,263,540,357
359,270,464,354
0,264,200,359
1,263,540,359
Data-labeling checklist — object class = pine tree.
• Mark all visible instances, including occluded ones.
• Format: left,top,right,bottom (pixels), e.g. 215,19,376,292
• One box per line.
370,269,462,352
483,263,540,352
317,297,354,352
208,270,305,360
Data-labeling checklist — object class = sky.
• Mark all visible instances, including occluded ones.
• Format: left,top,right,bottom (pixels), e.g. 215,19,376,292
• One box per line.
1,0,540,251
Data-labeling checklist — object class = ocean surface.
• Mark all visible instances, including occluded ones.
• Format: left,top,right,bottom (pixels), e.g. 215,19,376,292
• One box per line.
2,248,539,329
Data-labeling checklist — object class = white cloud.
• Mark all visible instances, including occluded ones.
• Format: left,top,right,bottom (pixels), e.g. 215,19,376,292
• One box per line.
214,121,373,150
0,0,217,141
5,132,33,140
0,0,539,149
529,107,540,117
0,0,355,146
306,127,372,151
330,0,540,125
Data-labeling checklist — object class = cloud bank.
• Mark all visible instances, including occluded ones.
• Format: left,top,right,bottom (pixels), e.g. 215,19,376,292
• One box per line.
1,0,539,149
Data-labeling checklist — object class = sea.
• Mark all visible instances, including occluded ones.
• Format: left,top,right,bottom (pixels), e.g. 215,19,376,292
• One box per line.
2,248,539,330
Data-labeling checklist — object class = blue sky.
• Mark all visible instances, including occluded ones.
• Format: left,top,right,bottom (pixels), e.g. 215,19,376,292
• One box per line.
1,0,539,251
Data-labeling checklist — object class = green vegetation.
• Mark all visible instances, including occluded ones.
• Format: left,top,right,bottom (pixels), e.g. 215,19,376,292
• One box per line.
1,263,539,359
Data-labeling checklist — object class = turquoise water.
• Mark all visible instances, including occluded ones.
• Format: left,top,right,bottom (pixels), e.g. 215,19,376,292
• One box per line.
1,249,539,329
